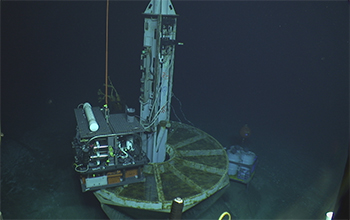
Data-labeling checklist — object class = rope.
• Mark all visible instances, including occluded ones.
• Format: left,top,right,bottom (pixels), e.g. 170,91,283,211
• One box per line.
104,0,110,107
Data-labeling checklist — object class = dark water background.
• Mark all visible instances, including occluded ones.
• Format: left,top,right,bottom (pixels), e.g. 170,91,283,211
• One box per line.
1,1,348,219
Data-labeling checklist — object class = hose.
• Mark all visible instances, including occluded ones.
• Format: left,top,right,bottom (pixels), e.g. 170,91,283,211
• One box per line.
218,211,231,220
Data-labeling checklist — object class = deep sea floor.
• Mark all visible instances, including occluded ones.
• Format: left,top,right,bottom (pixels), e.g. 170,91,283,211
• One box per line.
1,111,347,220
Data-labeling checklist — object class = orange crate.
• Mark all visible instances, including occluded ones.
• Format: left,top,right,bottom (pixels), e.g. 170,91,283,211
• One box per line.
81,176,86,184
125,168,138,178
107,171,122,184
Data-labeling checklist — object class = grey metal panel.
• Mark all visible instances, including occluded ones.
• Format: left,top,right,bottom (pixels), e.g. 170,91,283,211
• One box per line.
109,114,144,135
74,107,112,138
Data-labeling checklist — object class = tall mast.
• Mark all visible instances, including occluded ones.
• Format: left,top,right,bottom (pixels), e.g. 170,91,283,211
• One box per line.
139,0,178,163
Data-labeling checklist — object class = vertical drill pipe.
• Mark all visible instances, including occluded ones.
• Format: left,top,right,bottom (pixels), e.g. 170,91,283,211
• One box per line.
104,0,110,106
169,197,184,220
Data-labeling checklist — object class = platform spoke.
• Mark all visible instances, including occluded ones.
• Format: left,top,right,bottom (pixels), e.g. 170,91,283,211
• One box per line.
181,158,227,175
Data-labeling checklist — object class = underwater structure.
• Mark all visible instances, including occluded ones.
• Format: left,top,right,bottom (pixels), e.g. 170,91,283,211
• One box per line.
72,0,229,218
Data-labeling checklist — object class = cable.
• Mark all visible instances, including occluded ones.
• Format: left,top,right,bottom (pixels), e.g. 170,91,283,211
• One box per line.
171,104,182,122
148,84,162,121
172,93,194,126
74,163,89,173
143,103,169,130
104,0,110,107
